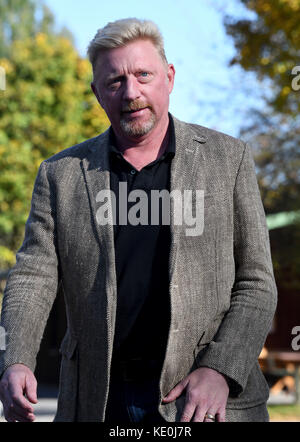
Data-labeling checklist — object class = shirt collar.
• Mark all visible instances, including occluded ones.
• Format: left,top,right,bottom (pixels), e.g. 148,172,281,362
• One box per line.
108,117,176,160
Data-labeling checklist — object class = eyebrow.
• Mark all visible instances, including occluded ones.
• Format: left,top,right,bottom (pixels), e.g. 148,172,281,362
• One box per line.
105,68,154,83
106,74,124,84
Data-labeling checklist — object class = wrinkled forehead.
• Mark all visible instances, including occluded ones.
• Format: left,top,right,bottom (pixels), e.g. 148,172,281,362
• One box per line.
93,39,167,78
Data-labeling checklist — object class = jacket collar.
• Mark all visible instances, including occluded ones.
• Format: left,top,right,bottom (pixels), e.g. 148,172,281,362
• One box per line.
85,112,208,172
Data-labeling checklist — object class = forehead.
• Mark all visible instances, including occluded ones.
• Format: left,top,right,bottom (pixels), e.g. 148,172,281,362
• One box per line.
94,39,164,78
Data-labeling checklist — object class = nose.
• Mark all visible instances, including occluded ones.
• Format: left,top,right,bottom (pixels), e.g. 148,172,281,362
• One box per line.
123,76,141,102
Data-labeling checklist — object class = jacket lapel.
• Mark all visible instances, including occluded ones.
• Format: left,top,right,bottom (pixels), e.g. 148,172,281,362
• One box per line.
169,115,208,280
80,128,115,254
80,129,117,337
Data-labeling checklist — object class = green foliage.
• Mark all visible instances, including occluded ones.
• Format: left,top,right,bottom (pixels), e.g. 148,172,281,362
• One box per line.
224,0,300,289
0,0,57,57
0,6,109,269
225,0,300,115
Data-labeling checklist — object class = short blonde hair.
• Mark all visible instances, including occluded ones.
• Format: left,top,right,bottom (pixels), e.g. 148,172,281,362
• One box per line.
87,18,168,71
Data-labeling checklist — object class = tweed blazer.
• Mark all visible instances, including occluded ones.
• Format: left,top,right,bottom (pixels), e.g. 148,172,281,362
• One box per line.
0,114,277,421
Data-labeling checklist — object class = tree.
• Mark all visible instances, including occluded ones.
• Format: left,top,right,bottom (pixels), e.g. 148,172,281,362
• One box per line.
222,0,300,289
0,0,58,57
240,111,300,214
224,0,300,115
223,0,300,215
0,33,109,269
239,110,300,289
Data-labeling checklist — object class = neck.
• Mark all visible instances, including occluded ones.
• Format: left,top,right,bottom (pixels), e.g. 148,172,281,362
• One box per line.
112,114,170,171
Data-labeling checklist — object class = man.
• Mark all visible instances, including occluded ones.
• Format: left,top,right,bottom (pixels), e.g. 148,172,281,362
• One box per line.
0,18,277,422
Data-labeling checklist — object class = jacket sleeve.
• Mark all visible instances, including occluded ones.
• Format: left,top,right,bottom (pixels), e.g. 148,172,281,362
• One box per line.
0,161,60,376
195,142,278,396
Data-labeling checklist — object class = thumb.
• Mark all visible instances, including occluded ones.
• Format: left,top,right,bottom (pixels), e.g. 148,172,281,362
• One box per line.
162,379,188,403
24,374,38,404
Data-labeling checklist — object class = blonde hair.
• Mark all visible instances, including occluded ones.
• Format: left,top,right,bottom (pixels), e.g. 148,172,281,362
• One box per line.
87,18,168,71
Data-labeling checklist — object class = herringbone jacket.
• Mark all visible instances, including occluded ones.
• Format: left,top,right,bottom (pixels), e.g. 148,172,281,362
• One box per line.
0,115,277,421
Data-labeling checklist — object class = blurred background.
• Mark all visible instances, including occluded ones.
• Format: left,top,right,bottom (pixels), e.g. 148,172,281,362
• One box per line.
0,0,299,422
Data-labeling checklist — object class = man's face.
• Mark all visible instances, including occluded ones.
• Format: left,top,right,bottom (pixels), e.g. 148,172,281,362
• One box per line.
91,39,175,140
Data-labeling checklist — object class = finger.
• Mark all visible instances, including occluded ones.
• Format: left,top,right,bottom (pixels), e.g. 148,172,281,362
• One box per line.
6,400,36,421
193,400,218,422
8,382,35,413
3,404,36,422
3,396,36,422
1,393,34,421
4,403,35,423
6,409,35,423
204,417,215,422
24,375,38,404
180,403,196,422
215,407,226,423
192,406,206,422
163,379,188,403
203,412,217,423
14,412,35,422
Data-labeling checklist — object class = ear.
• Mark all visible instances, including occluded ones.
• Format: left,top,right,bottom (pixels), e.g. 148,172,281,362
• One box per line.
91,82,104,108
167,64,175,94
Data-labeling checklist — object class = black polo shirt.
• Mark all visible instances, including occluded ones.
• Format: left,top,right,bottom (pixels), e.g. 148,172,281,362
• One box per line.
109,123,175,364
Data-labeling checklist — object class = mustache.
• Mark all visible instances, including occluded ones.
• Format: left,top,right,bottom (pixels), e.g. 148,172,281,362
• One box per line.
121,101,152,113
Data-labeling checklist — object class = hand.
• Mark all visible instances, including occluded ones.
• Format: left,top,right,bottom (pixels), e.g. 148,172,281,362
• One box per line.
162,367,229,422
0,364,38,422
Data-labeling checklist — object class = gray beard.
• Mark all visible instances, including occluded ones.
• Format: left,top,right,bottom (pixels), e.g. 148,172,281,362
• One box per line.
120,112,156,137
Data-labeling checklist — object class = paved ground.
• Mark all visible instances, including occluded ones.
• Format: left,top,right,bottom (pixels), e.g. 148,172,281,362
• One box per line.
0,398,57,422
0,385,298,422
268,391,297,405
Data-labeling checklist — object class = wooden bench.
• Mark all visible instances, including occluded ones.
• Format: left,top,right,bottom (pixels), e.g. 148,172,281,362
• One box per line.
259,347,300,404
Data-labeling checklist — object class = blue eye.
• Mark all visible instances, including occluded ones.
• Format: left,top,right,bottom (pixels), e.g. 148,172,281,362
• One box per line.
140,72,149,77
